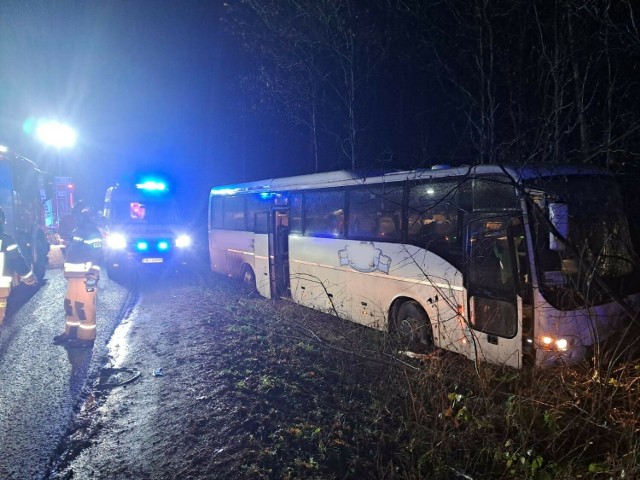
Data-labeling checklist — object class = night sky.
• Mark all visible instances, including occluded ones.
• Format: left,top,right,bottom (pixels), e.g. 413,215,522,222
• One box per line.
0,1,236,221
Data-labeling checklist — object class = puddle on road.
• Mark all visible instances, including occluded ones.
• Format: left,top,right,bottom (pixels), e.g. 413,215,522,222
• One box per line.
106,318,133,368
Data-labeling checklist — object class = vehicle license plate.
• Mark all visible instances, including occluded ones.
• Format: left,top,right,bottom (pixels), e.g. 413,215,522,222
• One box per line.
142,257,164,264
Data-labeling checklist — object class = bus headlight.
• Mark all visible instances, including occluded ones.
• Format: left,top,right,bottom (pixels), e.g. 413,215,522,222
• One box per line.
175,234,192,248
107,233,127,250
540,335,571,352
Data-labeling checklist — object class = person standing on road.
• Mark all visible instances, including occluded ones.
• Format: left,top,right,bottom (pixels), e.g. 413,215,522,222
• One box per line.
54,206,102,346
0,207,37,325
58,200,86,258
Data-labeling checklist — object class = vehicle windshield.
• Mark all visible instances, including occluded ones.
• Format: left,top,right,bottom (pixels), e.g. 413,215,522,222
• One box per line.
111,199,180,225
525,175,640,309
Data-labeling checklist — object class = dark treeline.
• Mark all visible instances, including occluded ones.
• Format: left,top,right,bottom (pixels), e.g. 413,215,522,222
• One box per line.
222,0,640,178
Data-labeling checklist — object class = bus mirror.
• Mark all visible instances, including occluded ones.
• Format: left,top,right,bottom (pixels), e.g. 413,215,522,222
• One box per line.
548,202,568,251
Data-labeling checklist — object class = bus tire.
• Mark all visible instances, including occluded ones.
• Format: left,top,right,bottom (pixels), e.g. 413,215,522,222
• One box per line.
241,265,256,293
393,300,432,349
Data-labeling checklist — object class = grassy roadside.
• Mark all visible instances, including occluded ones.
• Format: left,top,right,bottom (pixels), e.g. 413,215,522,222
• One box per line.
50,271,640,479
214,279,640,479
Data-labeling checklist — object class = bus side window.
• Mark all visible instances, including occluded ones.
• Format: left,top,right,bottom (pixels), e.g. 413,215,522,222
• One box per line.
223,196,246,231
351,216,376,236
408,181,461,263
289,193,302,234
211,199,223,229
303,190,345,238
347,186,402,241
247,193,276,232
378,215,398,238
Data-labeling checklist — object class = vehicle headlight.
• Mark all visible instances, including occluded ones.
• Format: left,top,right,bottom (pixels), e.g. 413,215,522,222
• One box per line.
540,335,571,352
107,233,127,250
175,234,192,248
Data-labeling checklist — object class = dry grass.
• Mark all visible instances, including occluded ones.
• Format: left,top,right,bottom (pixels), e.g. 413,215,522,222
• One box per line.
238,280,640,479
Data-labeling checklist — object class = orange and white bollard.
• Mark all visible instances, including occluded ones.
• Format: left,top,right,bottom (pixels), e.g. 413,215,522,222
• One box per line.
63,262,100,343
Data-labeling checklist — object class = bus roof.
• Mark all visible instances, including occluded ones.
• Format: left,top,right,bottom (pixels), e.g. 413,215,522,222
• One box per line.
210,164,610,196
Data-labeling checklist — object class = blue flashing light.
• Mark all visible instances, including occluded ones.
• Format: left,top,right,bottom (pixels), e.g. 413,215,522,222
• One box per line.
136,180,167,192
157,240,169,251
210,187,240,196
136,241,149,251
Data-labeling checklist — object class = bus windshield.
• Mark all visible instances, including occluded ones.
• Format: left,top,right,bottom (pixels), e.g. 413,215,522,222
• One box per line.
526,175,640,309
111,199,180,225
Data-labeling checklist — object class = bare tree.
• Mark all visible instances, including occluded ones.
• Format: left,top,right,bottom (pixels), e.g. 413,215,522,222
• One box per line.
224,0,387,172
387,0,640,170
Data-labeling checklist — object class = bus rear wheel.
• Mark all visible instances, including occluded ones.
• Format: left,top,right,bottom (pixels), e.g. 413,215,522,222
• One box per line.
241,265,256,293
393,300,432,350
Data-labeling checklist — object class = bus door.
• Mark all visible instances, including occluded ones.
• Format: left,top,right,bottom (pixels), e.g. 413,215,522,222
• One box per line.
270,207,290,298
254,211,271,298
465,214,523,369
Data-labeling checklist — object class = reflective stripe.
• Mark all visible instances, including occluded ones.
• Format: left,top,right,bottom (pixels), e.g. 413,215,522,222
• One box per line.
64,262,92,273
78,324,96,330
6,244,18,251
22,270,34,279
72,236,102,245
65,321,81,327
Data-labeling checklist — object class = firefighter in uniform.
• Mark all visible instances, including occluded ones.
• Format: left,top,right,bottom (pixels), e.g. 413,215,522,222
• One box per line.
58,200,86,258
0,207,37,325
53,206,102,346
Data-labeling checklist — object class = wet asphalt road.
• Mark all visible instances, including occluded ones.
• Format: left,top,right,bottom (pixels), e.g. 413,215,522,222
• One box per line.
0,246,131,480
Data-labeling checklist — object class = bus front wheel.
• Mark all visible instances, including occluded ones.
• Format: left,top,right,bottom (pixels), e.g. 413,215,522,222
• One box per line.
393,300,432,349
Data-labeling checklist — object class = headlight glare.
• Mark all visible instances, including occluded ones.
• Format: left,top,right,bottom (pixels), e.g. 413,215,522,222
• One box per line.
555,338,569,351
176,234,192,248
539,335,570,351
107,233,127,250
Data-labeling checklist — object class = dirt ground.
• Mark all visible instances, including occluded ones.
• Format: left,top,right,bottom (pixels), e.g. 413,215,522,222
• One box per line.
47,269,427,480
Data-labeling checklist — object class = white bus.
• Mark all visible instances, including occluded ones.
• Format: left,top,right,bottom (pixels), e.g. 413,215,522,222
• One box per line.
208,165,640,368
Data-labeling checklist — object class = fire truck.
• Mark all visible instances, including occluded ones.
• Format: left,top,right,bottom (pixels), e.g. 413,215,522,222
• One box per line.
46,176,75,242
0,146,52,281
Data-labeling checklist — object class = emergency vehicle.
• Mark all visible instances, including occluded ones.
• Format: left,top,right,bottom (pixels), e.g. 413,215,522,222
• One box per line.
0,146,51,281
102,179,193,274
